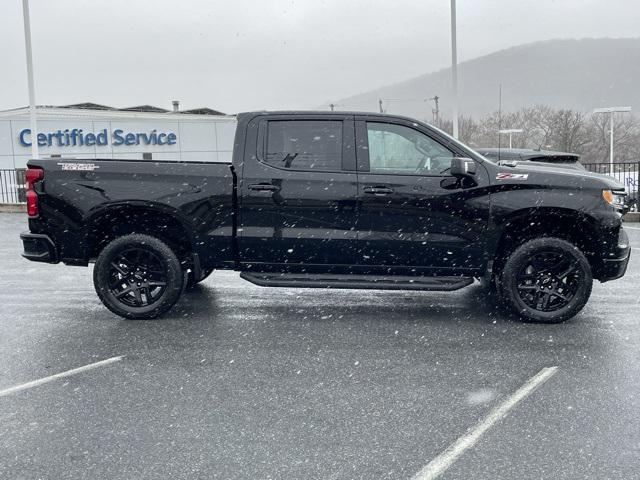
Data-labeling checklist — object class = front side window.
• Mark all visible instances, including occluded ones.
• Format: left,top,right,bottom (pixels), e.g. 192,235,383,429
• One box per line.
366,122,454,175
265,120,342,171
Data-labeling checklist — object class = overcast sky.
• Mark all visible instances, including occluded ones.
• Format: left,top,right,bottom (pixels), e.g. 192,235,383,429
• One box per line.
1,0,639,114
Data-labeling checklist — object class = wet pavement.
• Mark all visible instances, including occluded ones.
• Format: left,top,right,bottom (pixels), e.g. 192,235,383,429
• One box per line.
1,212,639,479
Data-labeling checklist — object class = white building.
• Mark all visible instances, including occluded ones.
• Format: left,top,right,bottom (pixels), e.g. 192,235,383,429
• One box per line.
0,103,237,170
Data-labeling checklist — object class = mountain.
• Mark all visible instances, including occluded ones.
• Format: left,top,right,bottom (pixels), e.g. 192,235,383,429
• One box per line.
334,38,640,120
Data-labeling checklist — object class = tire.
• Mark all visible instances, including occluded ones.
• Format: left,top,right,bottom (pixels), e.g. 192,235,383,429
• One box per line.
93,234,184,319
498,237,592,323
185,267,214,289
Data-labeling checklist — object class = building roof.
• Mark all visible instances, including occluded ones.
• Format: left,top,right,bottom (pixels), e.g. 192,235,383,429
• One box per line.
179,107,226,116
0,103,226,115
118,105,170,113
59,102,117,111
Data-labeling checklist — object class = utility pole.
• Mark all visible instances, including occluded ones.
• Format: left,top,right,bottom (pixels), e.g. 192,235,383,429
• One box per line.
497,84,502,160
378,99,384,113
22,0,38,159
450,0,459,139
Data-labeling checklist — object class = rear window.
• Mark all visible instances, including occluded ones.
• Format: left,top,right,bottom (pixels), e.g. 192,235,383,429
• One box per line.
265,120,342,171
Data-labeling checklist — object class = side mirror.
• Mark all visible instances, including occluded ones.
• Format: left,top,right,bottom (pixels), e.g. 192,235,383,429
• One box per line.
450,157,477,176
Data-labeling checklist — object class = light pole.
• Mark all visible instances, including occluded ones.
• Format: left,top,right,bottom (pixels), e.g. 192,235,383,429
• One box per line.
429,95,439,124
593,106,632,175
21,0,39,159
450,0,459,139
498,128,523,149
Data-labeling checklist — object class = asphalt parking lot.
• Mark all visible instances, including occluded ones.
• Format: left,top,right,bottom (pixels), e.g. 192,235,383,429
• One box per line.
1,212,639,480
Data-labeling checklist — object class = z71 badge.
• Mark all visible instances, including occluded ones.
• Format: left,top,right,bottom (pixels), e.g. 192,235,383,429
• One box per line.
496,172,528,180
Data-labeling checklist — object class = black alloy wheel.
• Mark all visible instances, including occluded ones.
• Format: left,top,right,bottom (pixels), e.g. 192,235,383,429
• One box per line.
499,237,593,323
94,234,184,319
515,250,582,312
108,248,168,307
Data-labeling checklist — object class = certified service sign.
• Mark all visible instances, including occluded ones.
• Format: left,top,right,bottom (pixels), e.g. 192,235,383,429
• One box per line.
19,128,178,148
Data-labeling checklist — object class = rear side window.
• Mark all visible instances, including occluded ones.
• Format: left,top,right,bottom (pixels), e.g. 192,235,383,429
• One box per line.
265,120,342,171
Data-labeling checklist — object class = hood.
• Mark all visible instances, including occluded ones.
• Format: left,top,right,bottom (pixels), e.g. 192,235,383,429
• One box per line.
496,162,626,191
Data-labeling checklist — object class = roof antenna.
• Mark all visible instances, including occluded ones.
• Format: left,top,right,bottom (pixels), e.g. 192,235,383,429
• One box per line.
497,83,502,162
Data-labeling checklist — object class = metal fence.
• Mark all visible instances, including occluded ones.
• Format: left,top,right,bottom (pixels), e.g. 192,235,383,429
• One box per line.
0,169,26,204
582,162,639,194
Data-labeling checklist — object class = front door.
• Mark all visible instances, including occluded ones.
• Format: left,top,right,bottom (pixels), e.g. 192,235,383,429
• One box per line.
239,115,358,270
355,117,490,274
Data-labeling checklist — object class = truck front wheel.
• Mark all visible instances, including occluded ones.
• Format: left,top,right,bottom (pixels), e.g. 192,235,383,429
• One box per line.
498,237,593,323
93,234,184,319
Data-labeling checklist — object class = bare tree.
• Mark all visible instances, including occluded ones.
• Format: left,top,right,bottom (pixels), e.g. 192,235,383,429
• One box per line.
433,106,640,164
550,110,589,153
583,113,640,163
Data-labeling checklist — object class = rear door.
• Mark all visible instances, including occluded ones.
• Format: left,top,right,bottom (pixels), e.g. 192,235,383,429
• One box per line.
355,116,490,274
239,114,358,270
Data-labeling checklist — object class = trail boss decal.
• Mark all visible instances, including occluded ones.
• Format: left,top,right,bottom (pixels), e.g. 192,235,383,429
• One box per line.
57,162,100,171
496,172,528,180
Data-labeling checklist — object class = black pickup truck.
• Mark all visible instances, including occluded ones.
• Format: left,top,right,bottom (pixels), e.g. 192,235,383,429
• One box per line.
21,111,630,323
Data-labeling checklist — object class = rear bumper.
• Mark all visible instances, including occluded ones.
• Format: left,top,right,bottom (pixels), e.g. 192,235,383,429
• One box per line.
21,232,58,263
598,227,630,282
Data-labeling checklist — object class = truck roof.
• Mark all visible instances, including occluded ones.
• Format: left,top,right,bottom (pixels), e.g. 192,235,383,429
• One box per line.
237,110,429,121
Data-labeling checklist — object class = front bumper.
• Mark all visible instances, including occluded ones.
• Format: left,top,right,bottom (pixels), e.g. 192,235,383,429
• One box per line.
21,232,58,263
599,227,630,282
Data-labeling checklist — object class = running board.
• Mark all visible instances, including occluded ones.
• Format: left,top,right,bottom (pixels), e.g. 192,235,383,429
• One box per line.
240,272,474,291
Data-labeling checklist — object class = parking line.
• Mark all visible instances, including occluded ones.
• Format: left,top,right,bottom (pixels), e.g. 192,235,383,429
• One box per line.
0,356,123,398
411,366,558,480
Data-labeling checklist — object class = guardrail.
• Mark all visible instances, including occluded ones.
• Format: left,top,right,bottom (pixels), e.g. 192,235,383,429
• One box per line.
0,169,26,204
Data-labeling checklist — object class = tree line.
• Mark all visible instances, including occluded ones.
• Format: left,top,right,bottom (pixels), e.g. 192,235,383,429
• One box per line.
434,105,640,164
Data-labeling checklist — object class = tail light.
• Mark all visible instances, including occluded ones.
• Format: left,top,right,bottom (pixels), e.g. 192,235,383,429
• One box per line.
25,167,44,217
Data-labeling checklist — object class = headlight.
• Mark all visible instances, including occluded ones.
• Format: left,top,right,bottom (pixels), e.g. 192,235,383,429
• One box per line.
602,189,626,209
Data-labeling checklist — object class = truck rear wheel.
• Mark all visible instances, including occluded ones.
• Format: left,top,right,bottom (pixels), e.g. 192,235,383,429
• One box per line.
498,237,592,323
93,234,184,319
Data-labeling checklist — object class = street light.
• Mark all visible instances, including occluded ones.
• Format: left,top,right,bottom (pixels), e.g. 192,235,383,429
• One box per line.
450,0,459,139
498,128,523,149
21,0,39,159
593,106,632,175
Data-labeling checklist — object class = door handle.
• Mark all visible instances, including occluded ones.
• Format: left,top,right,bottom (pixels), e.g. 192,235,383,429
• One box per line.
363,186,394,195
248,183,280,192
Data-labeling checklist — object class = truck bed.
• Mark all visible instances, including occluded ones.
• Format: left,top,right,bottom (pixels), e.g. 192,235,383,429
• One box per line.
26,158,236,268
